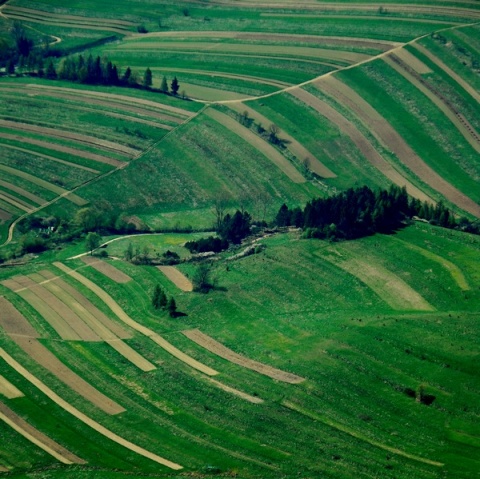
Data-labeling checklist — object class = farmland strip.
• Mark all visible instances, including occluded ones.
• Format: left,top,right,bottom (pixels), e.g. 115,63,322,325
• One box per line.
0,164,87,206
81,256,132,283
0,120,139,157
205,108,306,183
393,48,432,74
157,266,193,292
0,349,182,469
0,375,23,399
205,377,264,404
228,103,335,178
0,400,85,464
183,329,304,384
13,337,125,415
53,262,218,376
0,192,33,212
289,88,431,202
0,297,41,338
106,340,156,372
0,180,45,205
0,209,12,221
318,76,480,218
1,143,100,173
0,131,124,167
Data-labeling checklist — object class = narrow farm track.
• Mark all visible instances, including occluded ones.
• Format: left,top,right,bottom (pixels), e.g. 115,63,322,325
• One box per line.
0,348,183,470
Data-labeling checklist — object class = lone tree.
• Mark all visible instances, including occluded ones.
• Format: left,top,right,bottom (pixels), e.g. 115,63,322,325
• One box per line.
143,67,152,88
160,75,169,93
193,262,214,293
152,284,167,310
171,76,180,95
167,297,177,317
85,232,102,255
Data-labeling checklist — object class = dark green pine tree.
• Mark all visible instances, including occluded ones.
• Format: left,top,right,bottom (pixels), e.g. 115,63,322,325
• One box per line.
167,297,177,317
143,67,152,88
170,76,179,95
152,284,167,310
45,59,57,79
160,75,168,93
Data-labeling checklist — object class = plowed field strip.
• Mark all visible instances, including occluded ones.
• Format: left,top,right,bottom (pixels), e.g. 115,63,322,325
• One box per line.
323,248,434,311
0,180,45,205
13,337,125,415
205,377,264,404
0,192,33,212
0,297,41,338
0,132,124,167
412,42,480,103
0,209,12,221
53,262,218,377
1,143,100,173
289,88,431,202
0,164,87,206
183,329,304,384
81,256,132,283
393,48,432,74
228,103,335,178
0,349,182,470
283,401,443,467
0,400,85,464
0,120,139,157
157,266,192,292
384,55,480,153
205,108,305,183
0,375,23,399
318,76,480,218
106,340,156,372
26,84,192,118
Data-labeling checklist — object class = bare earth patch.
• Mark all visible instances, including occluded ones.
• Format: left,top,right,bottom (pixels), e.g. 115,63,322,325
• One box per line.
0,297,41,338
205,108,305,183
205,377,264,404
81,256,132,283
290,88,431,203
318,76,480,218
157,266,193,292
0,348,182,470
393,48,432,74
0,375,23,399
183,329,305,384
0,400,86,464
13,337,125,415
0,208,12,221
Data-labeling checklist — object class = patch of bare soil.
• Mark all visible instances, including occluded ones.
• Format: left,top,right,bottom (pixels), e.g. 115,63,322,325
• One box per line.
290,88,431,203
157,266,193,292
0,209,12,221
0,400,86,464
319,76,480,218
393,48,432,74
0,297,41,338
205,377,264,404
13,337,125,415
183,329,304,384
0,375,23,399
82,256,132,283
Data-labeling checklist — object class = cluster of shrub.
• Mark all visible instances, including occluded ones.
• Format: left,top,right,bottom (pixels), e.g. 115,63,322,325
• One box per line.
275,185,479,240
151,284,177,317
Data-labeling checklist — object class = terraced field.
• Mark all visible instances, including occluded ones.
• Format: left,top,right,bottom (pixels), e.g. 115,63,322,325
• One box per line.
0,0,479,478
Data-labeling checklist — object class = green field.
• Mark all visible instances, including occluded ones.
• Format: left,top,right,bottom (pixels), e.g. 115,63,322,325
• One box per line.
0,0,479,477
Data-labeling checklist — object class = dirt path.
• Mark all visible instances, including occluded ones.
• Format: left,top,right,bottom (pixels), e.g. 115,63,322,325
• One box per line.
0,375,23,399
183,329,305,383
205,377,264,404
289,89,432,203
0,400,86,464
0,348,182,470
157,266,193,292
227,102,336,178
205,108,306,183
319,76,480,218
81,256,132,283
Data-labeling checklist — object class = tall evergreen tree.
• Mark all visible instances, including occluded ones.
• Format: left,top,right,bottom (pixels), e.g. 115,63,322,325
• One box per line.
143,67,152,88
171,76,179,95
160,75,168,93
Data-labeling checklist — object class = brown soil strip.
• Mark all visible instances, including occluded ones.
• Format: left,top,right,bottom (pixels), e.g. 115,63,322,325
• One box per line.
0,209,12,221
0,131,124,167
411,43,480,105
290,88,431,202
0,192,33,212
36,270,130,340
384,55,480,153
157,266,193,292
0,297,40,338
0,120,139,158
0,164,87,206
81,256,132,283
0,349,182,469
393,48,432,74
318,76,480,218
0,375,23,399
228,103,335,178
323,247,434,311
0,180,46,205
0,400,86,464
13,336,125,415
205,377,264,404
106,339,156,372
205,108,305,183
0,142,100,173
183,329,304,384
53,262,218,376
